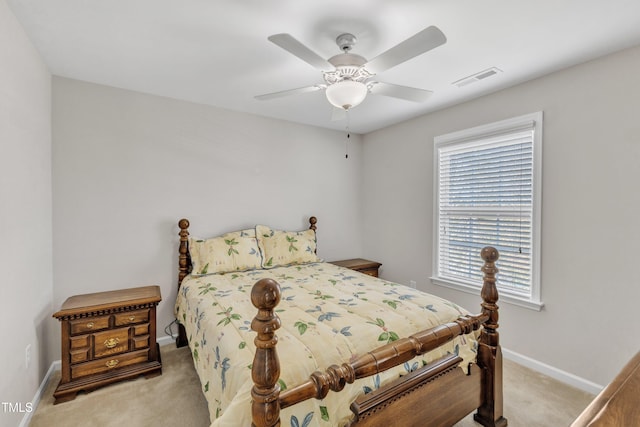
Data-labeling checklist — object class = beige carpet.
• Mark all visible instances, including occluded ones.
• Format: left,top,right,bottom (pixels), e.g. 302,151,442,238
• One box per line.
30,345,594,427
30,345,209,427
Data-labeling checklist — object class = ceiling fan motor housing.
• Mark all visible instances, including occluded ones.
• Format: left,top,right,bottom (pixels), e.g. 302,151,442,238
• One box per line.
325,53,371,85
336,33,357,52
325,35,371,109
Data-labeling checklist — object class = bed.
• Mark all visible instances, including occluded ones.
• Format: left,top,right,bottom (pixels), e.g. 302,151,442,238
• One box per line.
175,217,507,427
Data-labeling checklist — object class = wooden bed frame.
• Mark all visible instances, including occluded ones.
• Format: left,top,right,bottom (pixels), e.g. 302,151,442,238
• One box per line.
176,217,507,427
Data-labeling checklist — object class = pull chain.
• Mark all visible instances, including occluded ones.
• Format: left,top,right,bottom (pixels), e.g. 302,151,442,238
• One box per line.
345,109,350,159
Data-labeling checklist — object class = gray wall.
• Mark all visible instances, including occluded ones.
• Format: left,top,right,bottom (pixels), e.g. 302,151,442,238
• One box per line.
362,45,640,387
52,77,365,359
0,0,52,424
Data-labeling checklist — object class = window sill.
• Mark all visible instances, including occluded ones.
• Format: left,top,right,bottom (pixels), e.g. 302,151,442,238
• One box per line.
430,277,544,311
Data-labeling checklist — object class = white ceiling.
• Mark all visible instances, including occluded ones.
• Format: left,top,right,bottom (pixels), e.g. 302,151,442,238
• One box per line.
8,0,640,134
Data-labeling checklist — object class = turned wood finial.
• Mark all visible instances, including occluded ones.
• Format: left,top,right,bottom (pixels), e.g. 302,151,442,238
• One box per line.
251,279,282,427
178,219,191,286
480,246,499,263
178,218,190,230
251,278,282,315
308,216,317,231
475,246,507,426
480,246,500,334
480,247,499,304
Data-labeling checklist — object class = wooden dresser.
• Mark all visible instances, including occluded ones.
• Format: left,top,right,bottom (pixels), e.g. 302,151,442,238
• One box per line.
330,258,382,277
52,285,162,403
571,351,640,426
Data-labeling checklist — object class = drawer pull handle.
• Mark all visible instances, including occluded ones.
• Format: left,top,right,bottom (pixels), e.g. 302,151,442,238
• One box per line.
104,338,120,349
128,315,136,322
105,359,119,368
86,322,95,329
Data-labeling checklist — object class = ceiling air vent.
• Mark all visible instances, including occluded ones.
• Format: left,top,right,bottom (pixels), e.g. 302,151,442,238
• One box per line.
453,67,502,88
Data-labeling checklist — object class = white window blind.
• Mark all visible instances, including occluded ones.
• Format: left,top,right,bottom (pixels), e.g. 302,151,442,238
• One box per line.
433,113,543,309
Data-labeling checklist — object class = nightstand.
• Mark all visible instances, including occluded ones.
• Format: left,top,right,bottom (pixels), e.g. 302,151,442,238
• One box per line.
52,285,162,403
330,258,382,277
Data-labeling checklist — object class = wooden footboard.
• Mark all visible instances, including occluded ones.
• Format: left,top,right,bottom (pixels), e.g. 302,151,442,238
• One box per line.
250,247,507,427
349,354,481,426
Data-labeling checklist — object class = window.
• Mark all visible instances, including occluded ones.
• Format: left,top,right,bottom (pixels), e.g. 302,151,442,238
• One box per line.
432,112,543,310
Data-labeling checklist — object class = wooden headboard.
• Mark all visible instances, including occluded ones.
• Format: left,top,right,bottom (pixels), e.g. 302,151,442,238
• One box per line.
177,216,318,290
175,216,318,347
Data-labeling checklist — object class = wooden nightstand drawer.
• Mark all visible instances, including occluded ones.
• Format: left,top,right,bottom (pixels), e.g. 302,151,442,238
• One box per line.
70,316,109,335
133,335,150,350
359,267,380,277
69,335,90,363
134,323,149,336
70,349,90,364
70,335,90,349
53,285,162,403
330,258,382,277
71,349,150,380
114,309,149,326
93,328,130,358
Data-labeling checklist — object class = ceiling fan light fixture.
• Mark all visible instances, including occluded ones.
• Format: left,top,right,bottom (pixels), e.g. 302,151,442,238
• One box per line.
325,80,368,110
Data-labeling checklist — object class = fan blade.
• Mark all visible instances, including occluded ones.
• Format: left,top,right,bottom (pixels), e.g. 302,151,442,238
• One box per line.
368,82,433,102
365,26,446,74
255,85,324,101
268,34,334,71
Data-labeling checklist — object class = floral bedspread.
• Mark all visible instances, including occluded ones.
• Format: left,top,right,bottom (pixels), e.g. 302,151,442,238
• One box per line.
175,262,479,427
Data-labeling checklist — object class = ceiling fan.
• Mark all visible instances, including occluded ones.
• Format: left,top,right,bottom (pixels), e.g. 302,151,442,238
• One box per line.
255,26,447,112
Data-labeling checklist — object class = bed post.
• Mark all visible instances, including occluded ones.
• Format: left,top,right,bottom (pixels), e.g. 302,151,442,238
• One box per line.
176,218,191,348
474,246,508,427
308,216,317,231
251,278,283,427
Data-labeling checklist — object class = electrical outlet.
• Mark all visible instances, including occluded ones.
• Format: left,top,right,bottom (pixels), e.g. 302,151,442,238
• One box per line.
25,344,31,369
409,280,417,289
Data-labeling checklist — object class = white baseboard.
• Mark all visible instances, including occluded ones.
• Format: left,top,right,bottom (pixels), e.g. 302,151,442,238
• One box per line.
19,360,61,427
19,335,176,427
157,334,176,347
503,348,603,395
